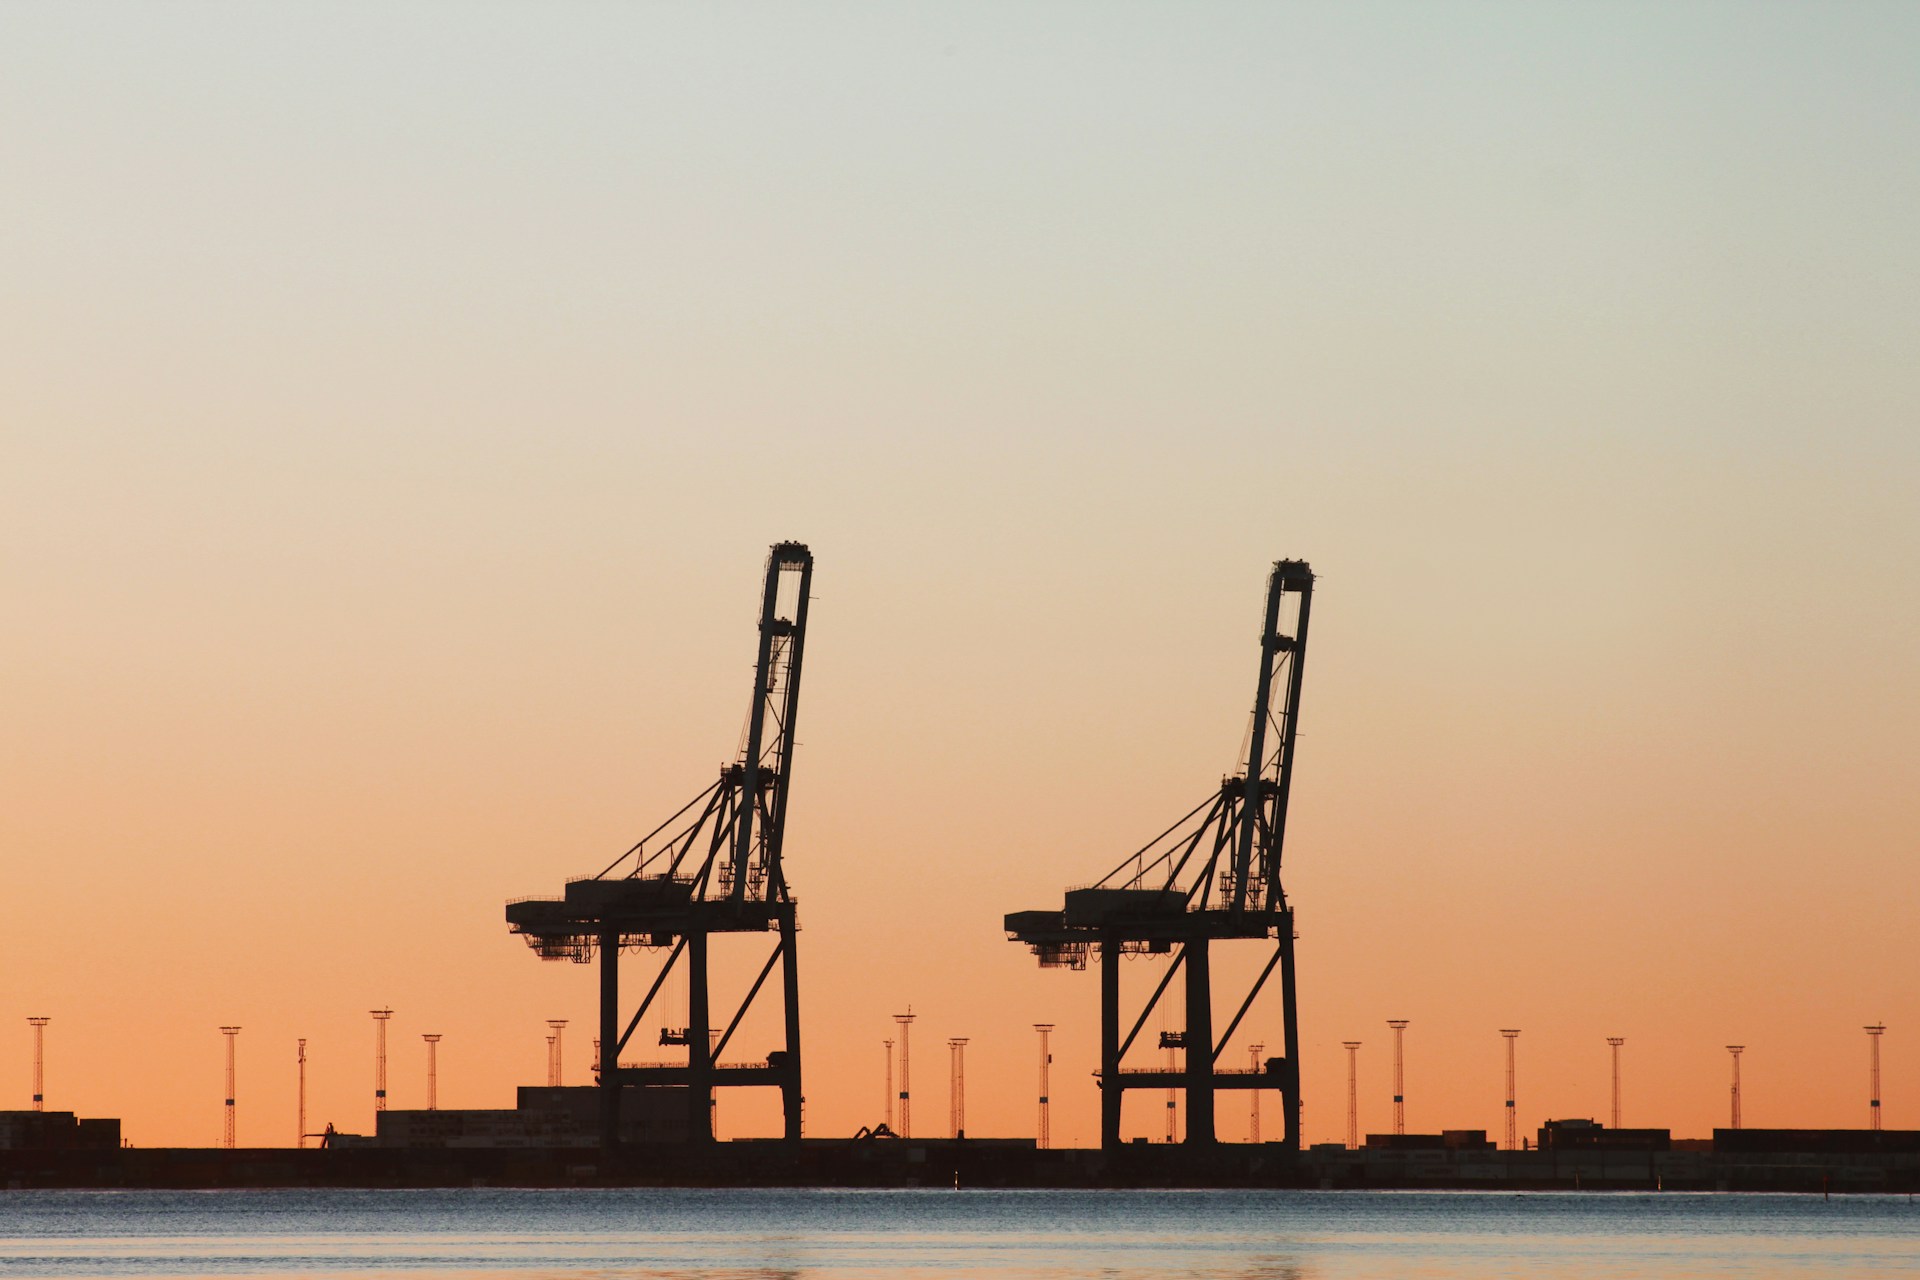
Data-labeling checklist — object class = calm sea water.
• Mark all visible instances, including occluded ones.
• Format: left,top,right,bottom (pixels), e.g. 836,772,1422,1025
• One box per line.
0,1188,1915,1278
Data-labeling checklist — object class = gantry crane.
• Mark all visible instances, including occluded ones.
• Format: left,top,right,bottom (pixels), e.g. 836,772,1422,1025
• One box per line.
1006,559,1314,1151
507,542,814,1150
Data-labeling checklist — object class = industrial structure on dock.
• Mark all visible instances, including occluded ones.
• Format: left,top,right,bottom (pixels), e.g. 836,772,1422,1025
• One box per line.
1005,558,1314,1150
504,542,813,1151
14,546,1911,1195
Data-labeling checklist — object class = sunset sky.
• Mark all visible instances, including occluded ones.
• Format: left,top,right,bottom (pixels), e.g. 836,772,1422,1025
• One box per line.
4,3,1916,1150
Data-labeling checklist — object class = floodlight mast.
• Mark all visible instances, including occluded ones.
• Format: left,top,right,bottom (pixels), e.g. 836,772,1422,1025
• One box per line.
506,543,815,1153
1005,559,1315,1151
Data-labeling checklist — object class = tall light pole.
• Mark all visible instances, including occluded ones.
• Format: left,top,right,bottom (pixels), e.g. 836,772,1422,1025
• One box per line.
296,1038,307,1148
893,1012,915,1138
1726,1045,1744,1130
548,1020,568,1087
1867,1025,1886,1131
1249,1042,1264,1144
948,1038,969,1138
1606,1037,1624,1129
423,1035,442,1111
1387,1020,1409,1134
883,1038,894,1129
1500,1030,1521,1151
370,1009,393,1115
27,1017,50,1112
1035,1025,1054,1149
1343,1041,1362,1149
709,1028,721,1136
220,1026,242,1148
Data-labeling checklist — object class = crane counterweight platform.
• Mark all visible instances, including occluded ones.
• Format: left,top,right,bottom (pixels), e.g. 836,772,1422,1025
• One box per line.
506,542,813,1150
1005,558,1314,1151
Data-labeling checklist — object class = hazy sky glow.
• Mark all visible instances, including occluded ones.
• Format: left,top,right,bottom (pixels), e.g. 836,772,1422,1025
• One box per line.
3,2,1917,1149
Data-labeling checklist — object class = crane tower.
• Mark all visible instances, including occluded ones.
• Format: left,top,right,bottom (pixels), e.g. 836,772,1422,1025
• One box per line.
1005,559,1315,1150
507,543,815,1150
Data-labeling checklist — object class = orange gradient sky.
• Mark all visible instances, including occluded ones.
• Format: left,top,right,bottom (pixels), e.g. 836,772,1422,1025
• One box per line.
3,4,1917,1149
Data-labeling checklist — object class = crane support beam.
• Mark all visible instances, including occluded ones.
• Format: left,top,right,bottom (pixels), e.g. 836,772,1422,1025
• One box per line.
1118,947,1186,1062
598,926,618,1151
1214,941,1286,1062
1184,938,1216,1144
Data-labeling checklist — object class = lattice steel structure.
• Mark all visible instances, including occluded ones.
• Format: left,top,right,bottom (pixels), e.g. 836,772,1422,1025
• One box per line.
547,1020,568,1087
507,543,814,1149
27,1017,49,1112
423,1035,442,1111
1867,1024,1885,1130
1343,1040,1362,1149
1501,1029,1520,1150
894,1013,915,1139
297,1038,307,1148
1034,1024,1054,1149
948,1038,968,1138
220,1026,241,1148
1727,1045,1744,1130
1387,1020,1409,1134
371,1009,392,1115
1248,1042,1264,1143
1006,559,1315,1150
1607,1037,1624,1129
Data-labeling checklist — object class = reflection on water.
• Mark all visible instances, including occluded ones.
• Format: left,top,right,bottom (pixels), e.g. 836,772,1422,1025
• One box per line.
0,1188,1915,1278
